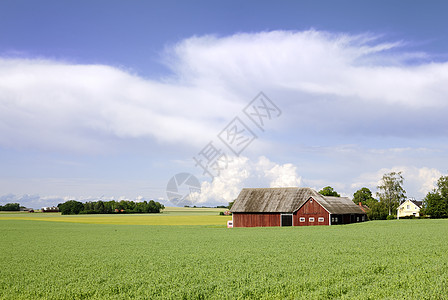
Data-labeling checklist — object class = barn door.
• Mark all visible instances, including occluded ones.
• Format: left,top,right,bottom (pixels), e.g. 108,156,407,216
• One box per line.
281,214,293,226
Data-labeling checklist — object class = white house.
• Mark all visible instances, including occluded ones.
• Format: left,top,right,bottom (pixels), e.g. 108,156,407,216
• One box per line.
397,198,423,219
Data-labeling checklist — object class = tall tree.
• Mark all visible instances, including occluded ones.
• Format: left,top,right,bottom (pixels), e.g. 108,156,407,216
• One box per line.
421,175,448,218
366,200,388,220
377,171,406,215
437,175,448,200
352,187,376,206
352,188,387,220
318,186,340,197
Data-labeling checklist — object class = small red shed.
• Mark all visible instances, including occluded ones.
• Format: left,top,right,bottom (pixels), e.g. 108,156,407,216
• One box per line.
230,187,366,227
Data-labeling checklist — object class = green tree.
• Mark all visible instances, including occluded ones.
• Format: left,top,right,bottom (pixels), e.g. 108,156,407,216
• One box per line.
366,200,388,220
94,201,106,213
438,175,448,200
421,175,448,218
0,203,20,211
422,192,446,218
83,201,94,212
104,201,114,213
353,187,376,206
318,186,340,197
58,200,84,215
58,199,164,215
377,172,406,215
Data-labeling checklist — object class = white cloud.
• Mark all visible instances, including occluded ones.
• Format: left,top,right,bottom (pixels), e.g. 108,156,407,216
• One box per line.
1,30,448,153
1,30,448,204
170,31,448,108
195,156,301,205
0,194,63,209
415,167,442,195
0,193,161,209
0,59,236,152
256,156,302,188
351,166,443,199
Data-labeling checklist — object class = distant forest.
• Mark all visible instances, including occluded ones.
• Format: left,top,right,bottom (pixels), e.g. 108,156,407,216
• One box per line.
58,200,164,215
0,203,20,211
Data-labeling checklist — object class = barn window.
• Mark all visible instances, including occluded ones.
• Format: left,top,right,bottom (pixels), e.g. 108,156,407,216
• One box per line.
318,217,324,222
357,216,359,222
309,217,315,222
299,217,305,222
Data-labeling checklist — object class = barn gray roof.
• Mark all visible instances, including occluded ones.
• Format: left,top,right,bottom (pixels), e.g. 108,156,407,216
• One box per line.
314,196,366,214
231,187,365,214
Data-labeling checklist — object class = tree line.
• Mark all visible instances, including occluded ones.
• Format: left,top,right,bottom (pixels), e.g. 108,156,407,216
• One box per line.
320,172,448,220
0,203,20,211
58,200,165,215
421,176,448,218
353,171,406,220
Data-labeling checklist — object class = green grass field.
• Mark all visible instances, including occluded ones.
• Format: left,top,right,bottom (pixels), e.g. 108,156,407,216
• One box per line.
0,212,447,299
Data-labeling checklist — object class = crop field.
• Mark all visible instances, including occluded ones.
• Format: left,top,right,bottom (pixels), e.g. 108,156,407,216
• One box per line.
0,207,231,226
1,214,447,299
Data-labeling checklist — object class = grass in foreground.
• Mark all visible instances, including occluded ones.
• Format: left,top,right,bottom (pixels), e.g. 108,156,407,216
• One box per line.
0,219,447,299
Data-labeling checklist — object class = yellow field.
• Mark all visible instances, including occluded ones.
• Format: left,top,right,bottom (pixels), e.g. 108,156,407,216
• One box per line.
0,207,232,226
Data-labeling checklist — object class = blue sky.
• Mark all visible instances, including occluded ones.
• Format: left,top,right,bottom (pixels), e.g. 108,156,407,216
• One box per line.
1,1,448,208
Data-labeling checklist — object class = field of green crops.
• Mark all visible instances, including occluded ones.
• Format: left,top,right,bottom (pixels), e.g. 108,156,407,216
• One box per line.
1,216,447,299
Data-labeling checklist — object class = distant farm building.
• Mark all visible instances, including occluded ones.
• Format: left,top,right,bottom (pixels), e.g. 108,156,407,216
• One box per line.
358,202,370,213
397,198,422,218
41,206,59,213
19,207,33,212
230,187,366,227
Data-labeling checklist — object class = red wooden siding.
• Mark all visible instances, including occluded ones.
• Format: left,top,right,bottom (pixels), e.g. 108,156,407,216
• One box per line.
295,198,329,226
233,213,281,227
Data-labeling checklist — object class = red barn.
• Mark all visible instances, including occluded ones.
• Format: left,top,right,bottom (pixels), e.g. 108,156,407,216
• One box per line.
230,187,366,227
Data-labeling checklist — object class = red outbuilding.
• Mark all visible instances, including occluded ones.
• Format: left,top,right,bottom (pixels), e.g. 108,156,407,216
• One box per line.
230,187,366,227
